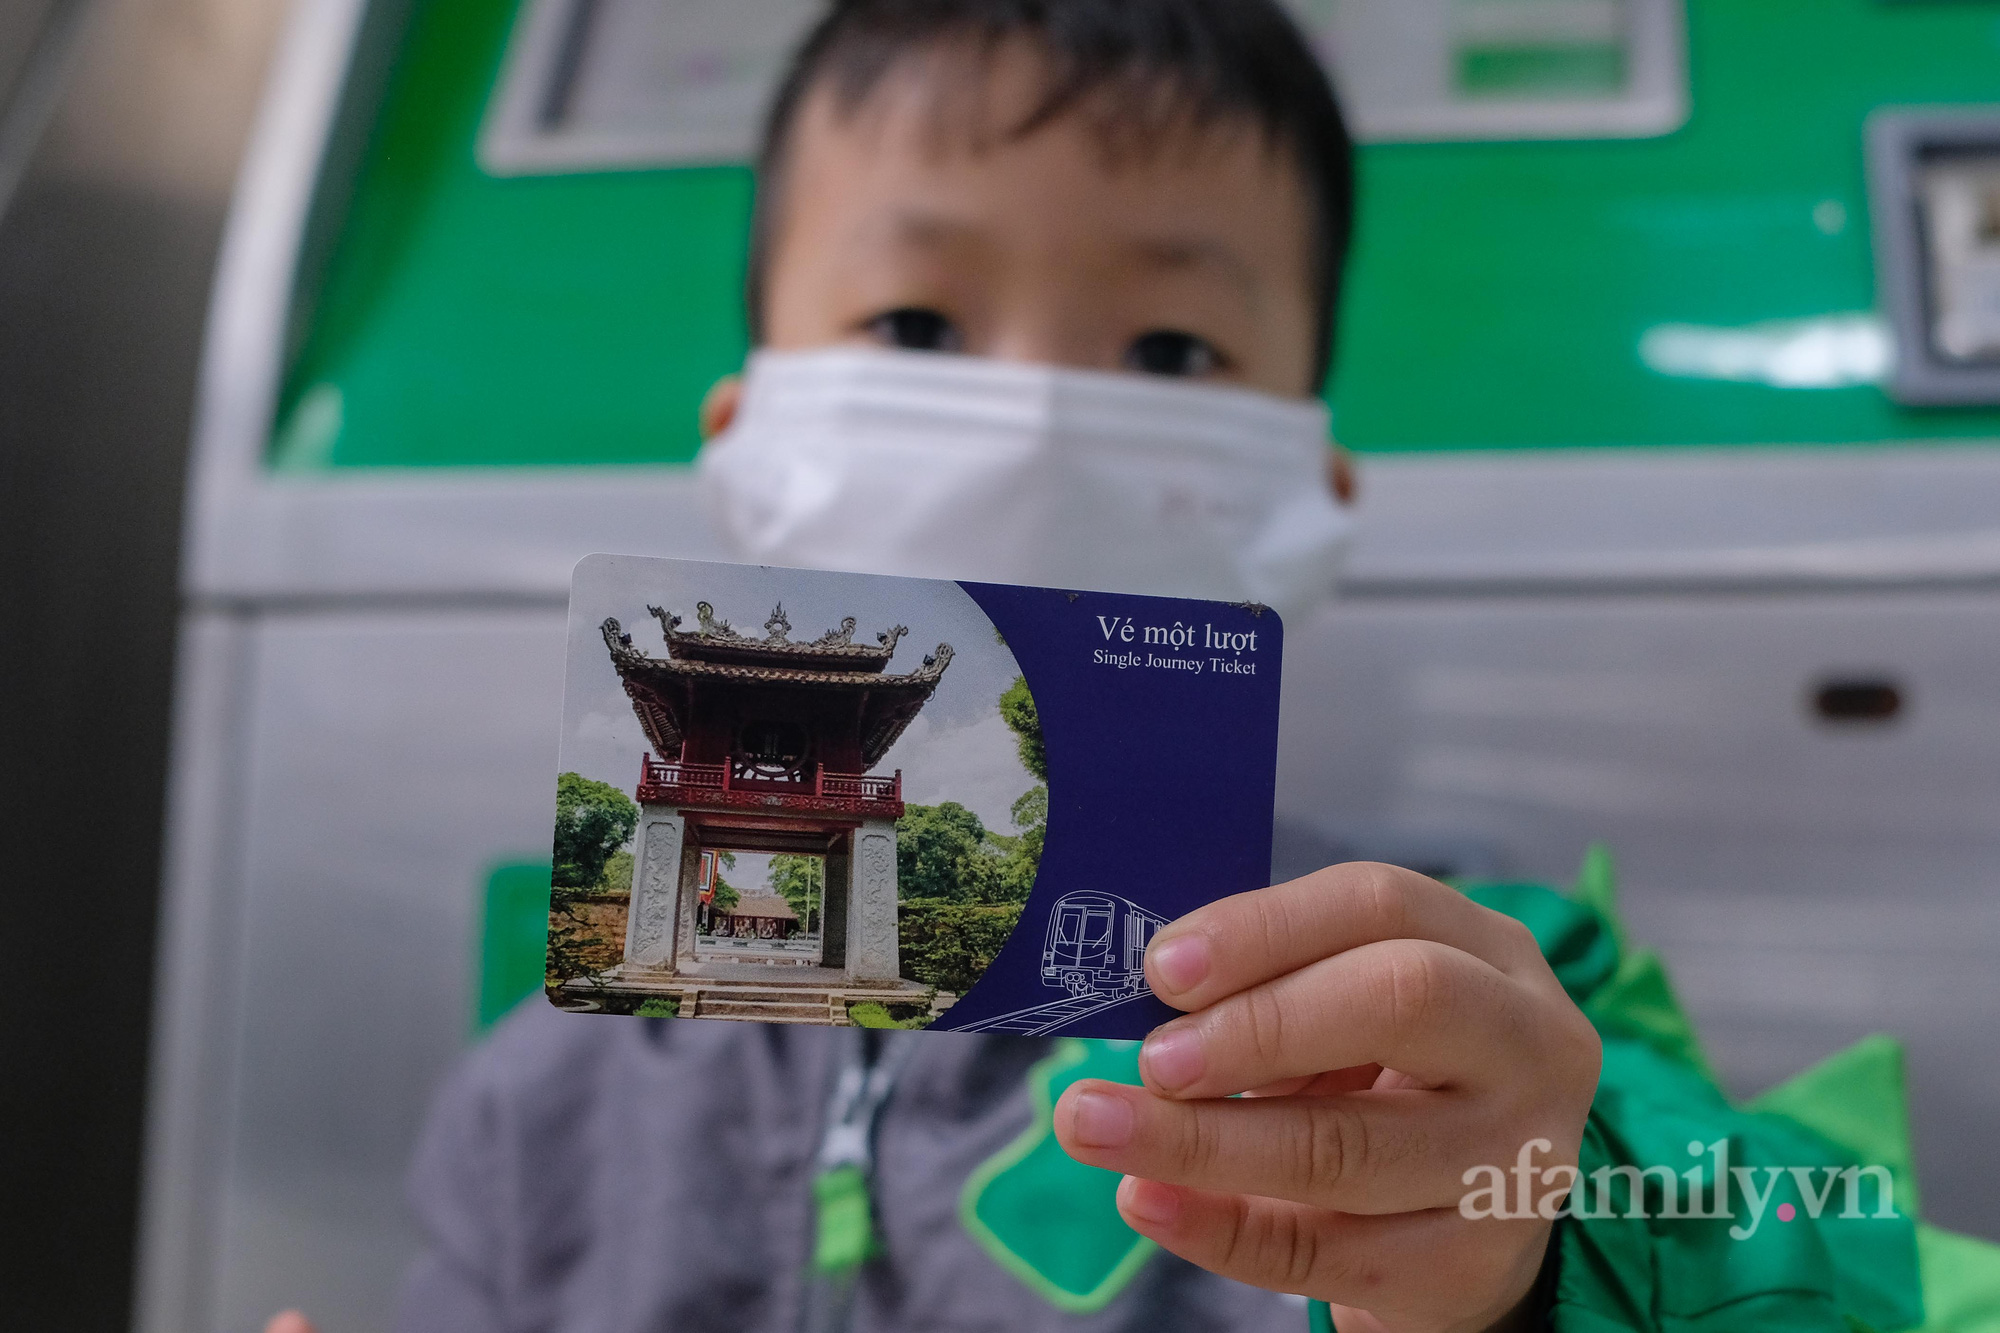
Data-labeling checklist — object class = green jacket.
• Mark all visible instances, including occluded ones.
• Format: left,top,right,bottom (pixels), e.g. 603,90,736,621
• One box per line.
962,850,2000,1331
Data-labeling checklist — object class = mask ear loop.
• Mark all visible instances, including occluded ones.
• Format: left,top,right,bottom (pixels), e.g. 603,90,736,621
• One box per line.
800,1028,919,1333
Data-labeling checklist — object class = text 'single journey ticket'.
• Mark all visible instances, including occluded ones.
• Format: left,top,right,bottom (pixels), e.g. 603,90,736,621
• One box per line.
551,554,1282,1039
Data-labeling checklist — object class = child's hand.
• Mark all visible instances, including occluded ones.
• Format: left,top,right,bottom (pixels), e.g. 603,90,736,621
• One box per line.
1053,864,1601,1333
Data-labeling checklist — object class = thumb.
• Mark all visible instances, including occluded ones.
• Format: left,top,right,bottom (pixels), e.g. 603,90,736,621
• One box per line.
265,1313,317,1333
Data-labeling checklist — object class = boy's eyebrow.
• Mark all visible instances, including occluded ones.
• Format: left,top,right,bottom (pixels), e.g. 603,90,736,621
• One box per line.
889,209,991,248
1123,234,1261,301
882,210,1262,302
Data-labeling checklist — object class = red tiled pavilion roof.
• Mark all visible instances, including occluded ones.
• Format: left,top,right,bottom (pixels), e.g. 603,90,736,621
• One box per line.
601,602,954,768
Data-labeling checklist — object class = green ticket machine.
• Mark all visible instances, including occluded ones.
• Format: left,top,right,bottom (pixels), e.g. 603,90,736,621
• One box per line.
139,2,2000,1329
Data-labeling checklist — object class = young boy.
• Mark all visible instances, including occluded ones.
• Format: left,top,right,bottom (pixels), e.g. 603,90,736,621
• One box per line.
691,12,1592,1330
268,2,1957,1330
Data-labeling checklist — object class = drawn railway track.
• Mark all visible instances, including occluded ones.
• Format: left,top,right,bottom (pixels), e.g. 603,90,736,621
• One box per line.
951,989,1154,1036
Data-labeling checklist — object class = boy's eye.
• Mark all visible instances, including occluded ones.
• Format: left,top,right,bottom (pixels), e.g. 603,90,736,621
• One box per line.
867,307,964,354
1125,330,1223,378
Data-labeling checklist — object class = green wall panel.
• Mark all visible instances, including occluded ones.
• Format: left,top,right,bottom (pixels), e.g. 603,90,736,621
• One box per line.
1336,0,2000,451
276,0,752,470
476,861,552,1031
278,0,2000,470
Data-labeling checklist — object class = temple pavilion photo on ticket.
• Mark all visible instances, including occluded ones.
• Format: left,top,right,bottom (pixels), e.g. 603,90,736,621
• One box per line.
549,557,1057,1027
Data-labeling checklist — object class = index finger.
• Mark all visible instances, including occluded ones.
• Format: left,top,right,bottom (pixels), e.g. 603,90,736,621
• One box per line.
1143,863,1542,1012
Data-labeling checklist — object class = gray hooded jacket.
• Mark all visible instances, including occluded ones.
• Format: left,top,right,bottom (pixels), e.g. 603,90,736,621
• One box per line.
396,1002,1302,1332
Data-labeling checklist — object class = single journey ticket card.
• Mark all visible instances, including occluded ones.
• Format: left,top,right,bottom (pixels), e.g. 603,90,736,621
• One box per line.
550,554,1281,1039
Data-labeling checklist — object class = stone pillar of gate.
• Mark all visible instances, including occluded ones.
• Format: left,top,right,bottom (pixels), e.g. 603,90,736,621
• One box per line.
845,819,900,983
622,806,688,973
820,834,851,972
674,831,702,969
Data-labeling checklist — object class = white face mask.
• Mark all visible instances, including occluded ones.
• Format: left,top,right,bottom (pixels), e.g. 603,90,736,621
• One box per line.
697,347,1352,623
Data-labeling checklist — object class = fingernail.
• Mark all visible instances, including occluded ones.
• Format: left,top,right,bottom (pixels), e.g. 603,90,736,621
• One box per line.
1118,1175,1182,1227
1141,1027,1205,1092
1149,935,1211,995
1067,1090,1135,1150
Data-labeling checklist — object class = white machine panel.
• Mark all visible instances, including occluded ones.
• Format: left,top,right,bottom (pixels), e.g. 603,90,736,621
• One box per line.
164,592,2000,1333
194,609,569,1333
1280,590,2000,1234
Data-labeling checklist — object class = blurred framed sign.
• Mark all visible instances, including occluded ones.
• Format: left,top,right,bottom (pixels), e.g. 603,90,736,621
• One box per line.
1870,107,2000,406
1292,0,1689,142
478,0,1690,174
479,0,823,172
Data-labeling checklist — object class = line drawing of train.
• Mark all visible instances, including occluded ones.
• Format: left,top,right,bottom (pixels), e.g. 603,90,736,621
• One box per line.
950,891,1172,1035
1041,891,1169,998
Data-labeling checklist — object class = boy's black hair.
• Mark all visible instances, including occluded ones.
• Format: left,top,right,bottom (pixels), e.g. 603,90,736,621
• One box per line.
747,0,1356,391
